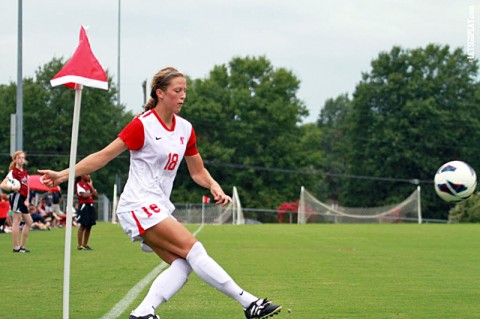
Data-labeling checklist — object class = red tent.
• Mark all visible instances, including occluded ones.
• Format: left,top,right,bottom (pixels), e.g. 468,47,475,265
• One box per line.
28,175,60,193
276,201,299,223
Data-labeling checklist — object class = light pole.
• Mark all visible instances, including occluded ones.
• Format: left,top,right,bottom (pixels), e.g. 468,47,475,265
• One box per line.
16,0,23,151
117,0,121,107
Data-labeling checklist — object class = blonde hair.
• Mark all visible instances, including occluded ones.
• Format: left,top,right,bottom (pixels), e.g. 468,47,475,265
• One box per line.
9,150,27,170
144,67,184,112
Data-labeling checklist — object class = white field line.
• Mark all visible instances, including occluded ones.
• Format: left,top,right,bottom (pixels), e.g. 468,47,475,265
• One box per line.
100,224,205,319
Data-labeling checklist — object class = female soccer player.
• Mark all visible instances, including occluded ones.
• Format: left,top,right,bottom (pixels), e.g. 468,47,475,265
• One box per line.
75,174,98,250
1,150,32,253
39,67,281,319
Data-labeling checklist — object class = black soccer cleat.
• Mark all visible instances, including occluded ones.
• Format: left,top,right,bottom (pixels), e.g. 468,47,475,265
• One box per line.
13,247,30,253
244,298,282,318
128,313,160,319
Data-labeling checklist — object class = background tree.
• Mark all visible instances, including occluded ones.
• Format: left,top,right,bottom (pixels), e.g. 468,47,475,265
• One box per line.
448,193,480,223
343,44,480,219
317,93,352,202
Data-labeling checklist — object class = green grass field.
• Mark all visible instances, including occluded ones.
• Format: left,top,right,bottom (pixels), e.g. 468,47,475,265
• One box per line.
2,223,480,318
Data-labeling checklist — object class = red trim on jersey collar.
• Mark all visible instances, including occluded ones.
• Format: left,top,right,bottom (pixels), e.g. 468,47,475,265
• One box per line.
151,110,176,132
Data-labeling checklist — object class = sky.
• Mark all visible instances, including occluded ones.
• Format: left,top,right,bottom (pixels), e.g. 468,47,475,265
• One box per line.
0,0,478,124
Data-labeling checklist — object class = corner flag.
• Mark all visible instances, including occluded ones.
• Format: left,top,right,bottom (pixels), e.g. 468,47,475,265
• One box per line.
51,26,108,90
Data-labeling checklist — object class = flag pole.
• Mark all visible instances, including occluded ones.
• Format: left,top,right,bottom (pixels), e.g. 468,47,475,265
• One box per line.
201,197,205,226
63,84,83,319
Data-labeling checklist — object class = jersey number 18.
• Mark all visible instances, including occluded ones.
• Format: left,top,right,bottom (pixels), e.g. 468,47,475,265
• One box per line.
164,153,179,170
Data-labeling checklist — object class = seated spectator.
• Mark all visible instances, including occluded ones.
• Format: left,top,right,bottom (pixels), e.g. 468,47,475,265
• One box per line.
52,189,67,225
71,203,79,227
29,204,51,231
37,198,48,218
37,198,63,228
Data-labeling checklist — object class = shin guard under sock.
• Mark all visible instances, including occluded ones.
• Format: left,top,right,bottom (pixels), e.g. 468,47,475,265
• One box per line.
133,258,192,316
186,241,257,308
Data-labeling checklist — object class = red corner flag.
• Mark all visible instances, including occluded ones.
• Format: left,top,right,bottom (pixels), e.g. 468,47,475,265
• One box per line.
202,195,211,204
50,25,108,319
50,26,108,90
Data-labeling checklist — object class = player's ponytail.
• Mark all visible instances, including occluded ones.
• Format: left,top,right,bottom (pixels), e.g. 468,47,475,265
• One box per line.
144,97,157,112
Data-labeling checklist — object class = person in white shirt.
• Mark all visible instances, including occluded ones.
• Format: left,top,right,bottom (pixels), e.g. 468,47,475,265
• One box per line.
39,67,281,319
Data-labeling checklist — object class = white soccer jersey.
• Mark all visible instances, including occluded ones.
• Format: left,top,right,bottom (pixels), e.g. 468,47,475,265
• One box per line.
116,111,198,214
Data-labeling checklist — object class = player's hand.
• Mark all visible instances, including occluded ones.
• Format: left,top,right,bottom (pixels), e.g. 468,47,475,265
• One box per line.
210,183,232,207
38,169,62,187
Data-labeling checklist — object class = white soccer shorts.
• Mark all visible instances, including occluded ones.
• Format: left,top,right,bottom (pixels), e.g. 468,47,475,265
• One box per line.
117,206,176,242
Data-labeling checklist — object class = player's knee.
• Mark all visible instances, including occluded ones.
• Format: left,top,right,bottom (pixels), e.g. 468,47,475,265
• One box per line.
186,241,207,264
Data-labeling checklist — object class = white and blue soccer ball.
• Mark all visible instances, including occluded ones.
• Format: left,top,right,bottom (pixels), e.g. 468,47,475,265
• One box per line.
6,171,21,190
8,178,20,189
434,160,477,202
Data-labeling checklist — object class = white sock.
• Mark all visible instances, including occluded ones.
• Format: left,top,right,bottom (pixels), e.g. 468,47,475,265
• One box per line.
133,258,192,316
186,241,257,308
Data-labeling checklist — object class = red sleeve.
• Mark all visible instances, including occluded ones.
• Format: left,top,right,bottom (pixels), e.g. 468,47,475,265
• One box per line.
118,118,145,150
185,126,199,156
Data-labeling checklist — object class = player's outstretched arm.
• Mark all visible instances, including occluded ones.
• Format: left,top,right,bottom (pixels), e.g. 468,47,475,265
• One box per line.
39,138,128,187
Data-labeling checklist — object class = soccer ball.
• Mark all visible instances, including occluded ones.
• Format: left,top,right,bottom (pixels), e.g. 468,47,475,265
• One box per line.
434,161,477,202
7,178,21,190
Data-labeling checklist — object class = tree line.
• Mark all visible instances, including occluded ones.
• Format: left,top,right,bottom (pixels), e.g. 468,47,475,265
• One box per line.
1,44,478,221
